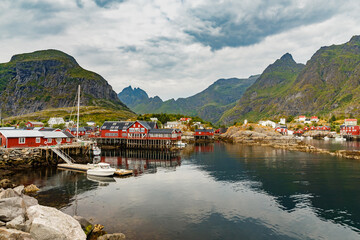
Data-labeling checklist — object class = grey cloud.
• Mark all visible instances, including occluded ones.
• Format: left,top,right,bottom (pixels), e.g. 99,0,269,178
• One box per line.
93,0,125,8
184,1,340,50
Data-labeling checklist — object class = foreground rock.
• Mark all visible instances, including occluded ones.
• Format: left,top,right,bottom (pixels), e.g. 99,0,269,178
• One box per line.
0,184,86,240
27,205,86,240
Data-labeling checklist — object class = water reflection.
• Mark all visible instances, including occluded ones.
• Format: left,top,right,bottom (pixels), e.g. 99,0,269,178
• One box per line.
10,142,360,239
100,149,181,175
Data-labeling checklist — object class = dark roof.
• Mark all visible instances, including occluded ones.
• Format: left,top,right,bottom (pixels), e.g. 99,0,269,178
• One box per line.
101,121,134,131
101,121,157,131
195,129,214,133
39,127,55,131
147,122,158,129
149,129,175,134
63,131,75,138
68,127,87,132
137,121,152,129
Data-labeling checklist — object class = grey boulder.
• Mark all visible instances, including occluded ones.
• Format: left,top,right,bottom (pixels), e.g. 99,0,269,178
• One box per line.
0,197,25,222
27,205,86,240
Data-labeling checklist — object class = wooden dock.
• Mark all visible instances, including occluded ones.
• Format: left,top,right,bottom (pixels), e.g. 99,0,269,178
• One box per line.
57,163,133,176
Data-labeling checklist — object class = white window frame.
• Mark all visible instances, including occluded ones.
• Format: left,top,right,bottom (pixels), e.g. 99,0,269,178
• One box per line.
19,138,25,144
48,138,52,143
66,138,71,142
36,137,41,143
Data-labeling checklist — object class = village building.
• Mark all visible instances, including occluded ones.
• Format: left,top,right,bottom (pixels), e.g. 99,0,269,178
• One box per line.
0,130,74,148
311,116,319,122
215,128,228,134
66,127,87,137
86,121,96,126
48,117,65,127
297,116,306,122
165,121,181,129
258,120,276,128
26,121,44,128
279,118,286,125
303,126,310,131
340,125,360,136
180,118,191,123
275,126,288,135
150,118,158,122
304,118,311,124
344,119,357,126
194,129,214,139
98,121,181,147
65,120,74,128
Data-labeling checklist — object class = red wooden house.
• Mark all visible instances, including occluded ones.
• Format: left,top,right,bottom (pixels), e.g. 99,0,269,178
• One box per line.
303,126,309,131
99,120,180,141
340,125,360,135
0,130,74,148
310,126,316,130
66,127,87,137
26,121,44,128
194,129,214,139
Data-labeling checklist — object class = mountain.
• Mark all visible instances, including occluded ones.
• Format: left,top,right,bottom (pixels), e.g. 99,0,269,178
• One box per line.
221,35,360,124
220,53,305,124
118,76,259,123
0,49,133,118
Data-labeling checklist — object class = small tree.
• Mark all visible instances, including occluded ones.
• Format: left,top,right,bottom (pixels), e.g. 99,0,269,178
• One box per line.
19,122,26,129
329,115,336,123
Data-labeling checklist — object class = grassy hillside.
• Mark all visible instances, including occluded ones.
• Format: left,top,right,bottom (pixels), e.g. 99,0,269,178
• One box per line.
3,106,136,127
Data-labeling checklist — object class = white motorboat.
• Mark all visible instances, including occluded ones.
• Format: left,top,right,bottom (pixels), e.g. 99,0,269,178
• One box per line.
323,136,330,141
92,145,101,155
335,137,346,141
87,163,115,177
176,141,187,148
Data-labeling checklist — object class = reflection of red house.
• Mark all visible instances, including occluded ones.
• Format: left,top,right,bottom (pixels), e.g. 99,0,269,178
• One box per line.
26,121,44,128
303,127,309,131
0,130,74,148
195,144,214,152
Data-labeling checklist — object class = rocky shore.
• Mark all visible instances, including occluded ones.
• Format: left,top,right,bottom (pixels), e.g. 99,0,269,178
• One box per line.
0,180,125,240
221,125,360,160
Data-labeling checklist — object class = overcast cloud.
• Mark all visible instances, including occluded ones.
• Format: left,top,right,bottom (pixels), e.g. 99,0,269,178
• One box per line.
1,0,360,100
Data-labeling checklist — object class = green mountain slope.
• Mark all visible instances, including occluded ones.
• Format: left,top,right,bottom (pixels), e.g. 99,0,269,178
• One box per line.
118,76,259,123
221,35,360,124
220,53,305,124
0,49,133,118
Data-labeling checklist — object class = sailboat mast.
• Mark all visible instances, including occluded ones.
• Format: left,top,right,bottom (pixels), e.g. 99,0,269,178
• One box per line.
77,85,80,139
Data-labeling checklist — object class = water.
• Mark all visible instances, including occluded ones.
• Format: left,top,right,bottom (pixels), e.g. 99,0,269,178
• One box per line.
13,142,360,239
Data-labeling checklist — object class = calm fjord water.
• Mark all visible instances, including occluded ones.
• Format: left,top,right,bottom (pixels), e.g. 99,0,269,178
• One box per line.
17,143,360,239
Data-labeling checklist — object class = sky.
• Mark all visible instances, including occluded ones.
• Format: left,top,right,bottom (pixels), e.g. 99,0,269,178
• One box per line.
1,0,360,100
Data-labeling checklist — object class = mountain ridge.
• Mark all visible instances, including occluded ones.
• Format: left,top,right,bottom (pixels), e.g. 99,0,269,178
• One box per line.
0,49,133,118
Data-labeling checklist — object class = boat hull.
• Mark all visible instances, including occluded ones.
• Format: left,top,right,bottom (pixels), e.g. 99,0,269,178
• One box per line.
87,168,115,177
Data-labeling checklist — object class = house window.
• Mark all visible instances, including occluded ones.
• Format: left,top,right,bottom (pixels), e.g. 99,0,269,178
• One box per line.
19,138,25,144
36,137,41,143
48,138,52,143
66,138,71,142
140,128,145,132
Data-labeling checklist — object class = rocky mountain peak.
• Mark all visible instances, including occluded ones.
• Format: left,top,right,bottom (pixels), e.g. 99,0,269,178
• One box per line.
348,35,360,44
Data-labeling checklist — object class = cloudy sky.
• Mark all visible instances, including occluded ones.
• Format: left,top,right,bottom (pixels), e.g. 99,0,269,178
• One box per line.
1,0,360,100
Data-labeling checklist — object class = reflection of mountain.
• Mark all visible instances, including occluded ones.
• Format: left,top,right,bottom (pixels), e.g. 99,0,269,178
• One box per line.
17,169,99,209
189,142,360,230
100,149,181,175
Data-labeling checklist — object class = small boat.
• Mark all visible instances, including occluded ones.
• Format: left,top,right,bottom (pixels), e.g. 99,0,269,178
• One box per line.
87,163,115,177
176,141,187,148
87,175,116,183
335,137,346,141
92,145,101,155
323,136,330,141
306,136,313,139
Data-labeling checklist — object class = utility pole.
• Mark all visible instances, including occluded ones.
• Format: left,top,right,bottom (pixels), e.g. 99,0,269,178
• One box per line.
76,85,80,140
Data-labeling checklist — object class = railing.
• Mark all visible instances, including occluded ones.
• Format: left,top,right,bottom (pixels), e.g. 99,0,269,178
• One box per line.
52,148,76,164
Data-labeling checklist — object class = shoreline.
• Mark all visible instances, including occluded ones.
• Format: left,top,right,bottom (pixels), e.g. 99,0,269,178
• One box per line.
219,136,360,160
